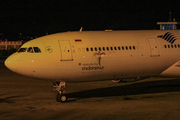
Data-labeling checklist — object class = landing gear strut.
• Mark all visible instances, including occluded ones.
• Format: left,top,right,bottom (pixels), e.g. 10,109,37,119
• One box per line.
54,82,67,103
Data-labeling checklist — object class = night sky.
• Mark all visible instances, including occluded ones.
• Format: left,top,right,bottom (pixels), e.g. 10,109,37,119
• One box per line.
1,0,180,37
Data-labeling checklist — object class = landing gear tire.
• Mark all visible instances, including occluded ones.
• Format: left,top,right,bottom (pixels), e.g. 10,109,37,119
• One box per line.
112,79,121,83
56,93,67,103
54,81,67,103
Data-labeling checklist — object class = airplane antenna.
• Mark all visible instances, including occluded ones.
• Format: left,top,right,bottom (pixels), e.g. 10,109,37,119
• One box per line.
79,27,83,32
168,12,172,22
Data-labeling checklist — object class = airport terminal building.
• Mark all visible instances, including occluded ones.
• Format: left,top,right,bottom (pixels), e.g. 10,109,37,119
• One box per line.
0,41,22,50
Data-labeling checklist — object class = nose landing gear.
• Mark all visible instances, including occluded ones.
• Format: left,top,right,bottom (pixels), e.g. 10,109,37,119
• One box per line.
54,82,67,103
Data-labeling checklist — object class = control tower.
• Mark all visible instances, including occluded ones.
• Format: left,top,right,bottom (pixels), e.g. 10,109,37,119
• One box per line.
157,12,179,30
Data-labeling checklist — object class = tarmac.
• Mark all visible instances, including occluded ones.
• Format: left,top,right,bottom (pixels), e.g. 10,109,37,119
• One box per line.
1,60,180,120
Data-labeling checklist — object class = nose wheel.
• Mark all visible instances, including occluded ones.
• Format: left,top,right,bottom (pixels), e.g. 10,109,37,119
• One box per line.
56,93,67,102
54,82,67,103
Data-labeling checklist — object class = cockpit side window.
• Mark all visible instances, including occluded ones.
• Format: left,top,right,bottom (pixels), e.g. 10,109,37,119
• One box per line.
33,47,41,53
27,47,34,53
18,48,27,52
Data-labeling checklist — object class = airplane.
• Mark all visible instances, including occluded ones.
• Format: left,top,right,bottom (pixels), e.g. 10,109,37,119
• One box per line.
4,30,180,102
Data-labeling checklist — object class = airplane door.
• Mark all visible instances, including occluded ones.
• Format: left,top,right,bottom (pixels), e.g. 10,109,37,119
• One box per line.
147,38,160,57
58,40,73,61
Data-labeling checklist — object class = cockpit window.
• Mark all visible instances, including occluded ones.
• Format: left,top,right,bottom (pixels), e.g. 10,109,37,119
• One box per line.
27,47,34,53
18,47,41,53
33,47,41,53
18,48,27,52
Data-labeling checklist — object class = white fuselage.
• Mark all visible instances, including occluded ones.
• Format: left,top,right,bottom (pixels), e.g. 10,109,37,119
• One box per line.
5,30,180,82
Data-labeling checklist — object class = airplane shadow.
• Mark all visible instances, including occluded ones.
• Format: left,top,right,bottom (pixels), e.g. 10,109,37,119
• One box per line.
0,96,21,103
66,79,180,101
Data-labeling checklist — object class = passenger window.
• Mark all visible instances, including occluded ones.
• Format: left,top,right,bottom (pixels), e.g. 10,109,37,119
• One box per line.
95,47,97,51
18,48,27,52
164,45,167,48
171,45,173,48
114,47,117,50
118,46,121,50
133,46,135,50
103,47,105,51
106,47,109,51
126,46,128,50
110,47,113,50
99,47,101,51
91,47,93,51
34,47,41,53
129,46,132,50
168,45,170,48
178,44,180,48
122,46,124,50
174,44,177,48
27,47,33,53
86,48,89,51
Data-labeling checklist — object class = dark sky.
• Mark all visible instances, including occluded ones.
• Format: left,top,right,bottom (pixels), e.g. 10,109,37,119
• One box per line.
1,0,180,35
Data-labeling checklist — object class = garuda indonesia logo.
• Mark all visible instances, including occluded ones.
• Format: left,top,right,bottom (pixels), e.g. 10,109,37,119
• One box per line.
157,32,177,44
81,52,106,71
93,51,106,66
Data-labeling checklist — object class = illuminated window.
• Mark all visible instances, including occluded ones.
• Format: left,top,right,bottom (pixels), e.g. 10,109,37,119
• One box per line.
86,48,89,51
162,26,165,30
27,47,33,53
34,47,41,53
18,48,27,52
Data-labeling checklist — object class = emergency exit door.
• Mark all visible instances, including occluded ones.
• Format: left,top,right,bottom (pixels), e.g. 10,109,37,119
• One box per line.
147,38,160,57
58,40,73,61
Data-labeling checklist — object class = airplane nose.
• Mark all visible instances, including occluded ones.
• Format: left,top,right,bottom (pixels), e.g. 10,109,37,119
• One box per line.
4,57,9,67
4,54,18,72
5,57,11,68
5,56,13,70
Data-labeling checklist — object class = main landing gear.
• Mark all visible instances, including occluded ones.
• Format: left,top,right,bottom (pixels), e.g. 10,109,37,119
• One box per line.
54,82,67,103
